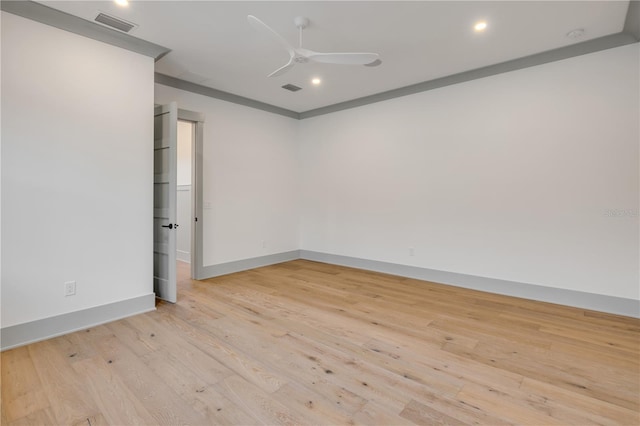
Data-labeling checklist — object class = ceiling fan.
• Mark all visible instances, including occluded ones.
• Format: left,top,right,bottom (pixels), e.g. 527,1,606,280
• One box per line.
247,15,381,77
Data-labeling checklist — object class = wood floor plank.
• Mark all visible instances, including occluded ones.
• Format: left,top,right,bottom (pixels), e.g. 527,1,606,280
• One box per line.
282,330,461,412
272,382,357,425
519,377,640,426
549,338,640,371
152,307,289,394
48,329,106,365
456,382,568,426
141,323,234,381
6,407,57,426
538,323,639,353
71,356,157,425
102,319,160,357
352,399,413,425
399,398,470,426
362,336,524,391
71,412,109,426
2,259,638,425
443,339,639,411
1,346,50,422
193,315,370,415
429,314,553,350
140,348,253,424
89,334,208,425
220,374,304,425
400,393,513,426
27,339,102,425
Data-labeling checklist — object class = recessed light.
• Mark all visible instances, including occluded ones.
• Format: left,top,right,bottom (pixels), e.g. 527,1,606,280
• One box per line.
311,78,321,86
114,0,129,7
474,21,487,32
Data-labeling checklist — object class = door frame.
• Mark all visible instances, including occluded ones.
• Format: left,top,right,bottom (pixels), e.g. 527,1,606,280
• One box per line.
177,108,205,280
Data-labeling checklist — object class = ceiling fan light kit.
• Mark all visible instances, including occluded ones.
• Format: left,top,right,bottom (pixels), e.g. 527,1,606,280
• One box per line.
248,15,381,78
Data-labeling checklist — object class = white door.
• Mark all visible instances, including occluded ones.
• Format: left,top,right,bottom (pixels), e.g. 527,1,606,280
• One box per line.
153,102,178,303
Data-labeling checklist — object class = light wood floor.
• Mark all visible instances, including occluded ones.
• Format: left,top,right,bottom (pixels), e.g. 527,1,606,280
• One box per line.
2,260,639,425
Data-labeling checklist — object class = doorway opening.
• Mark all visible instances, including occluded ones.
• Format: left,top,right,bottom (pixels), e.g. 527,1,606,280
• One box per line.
176,120,193,281
177,109,205,282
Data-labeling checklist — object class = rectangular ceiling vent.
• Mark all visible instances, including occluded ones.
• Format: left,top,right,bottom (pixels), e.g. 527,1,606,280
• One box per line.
281,84,302,92
94,12,137,33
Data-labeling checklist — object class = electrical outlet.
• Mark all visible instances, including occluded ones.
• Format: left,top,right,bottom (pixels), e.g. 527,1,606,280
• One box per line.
409,247,415,256
262,240,266,249
65,281,76,296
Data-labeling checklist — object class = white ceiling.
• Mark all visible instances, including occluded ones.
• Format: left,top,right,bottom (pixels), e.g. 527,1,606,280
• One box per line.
40,1,630,113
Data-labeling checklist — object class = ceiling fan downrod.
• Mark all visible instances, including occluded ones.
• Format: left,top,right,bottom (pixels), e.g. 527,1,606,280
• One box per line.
294,16,309,48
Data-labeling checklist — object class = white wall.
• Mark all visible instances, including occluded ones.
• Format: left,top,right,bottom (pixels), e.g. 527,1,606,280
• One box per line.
155,85,300,266
299,44,639,300
1,12,154,327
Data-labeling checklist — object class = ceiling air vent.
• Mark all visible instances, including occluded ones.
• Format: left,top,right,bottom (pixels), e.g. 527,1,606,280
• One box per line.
281,84,302,92
364,59,383,67
95,12,136,33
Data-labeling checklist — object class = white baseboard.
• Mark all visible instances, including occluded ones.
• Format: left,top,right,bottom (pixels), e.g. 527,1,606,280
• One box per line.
200,250,300,278
177,249,191,263
298,250,640,319
1,293,156,351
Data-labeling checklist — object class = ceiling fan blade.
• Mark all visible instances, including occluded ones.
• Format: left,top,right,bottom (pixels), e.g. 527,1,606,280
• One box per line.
268,57,296,78
306,52,380,65
247,15,295,57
